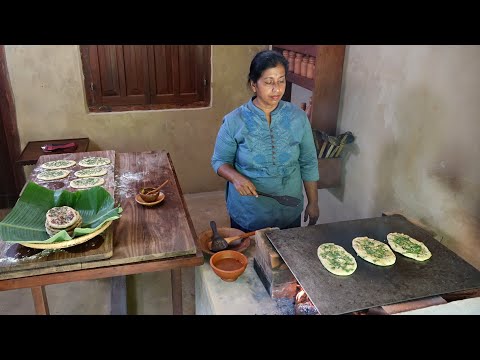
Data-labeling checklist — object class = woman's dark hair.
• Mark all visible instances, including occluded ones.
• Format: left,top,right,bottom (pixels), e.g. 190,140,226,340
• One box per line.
248,50,288,85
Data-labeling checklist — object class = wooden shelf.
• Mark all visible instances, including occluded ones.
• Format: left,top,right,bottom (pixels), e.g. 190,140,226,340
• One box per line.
274,45,317,58
286,72,314,91
273,44,346,189
317,158,341,189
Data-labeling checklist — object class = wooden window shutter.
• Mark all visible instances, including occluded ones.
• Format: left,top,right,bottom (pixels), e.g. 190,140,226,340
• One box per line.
148,45,209,106
81,45,210,112
84,45,149,109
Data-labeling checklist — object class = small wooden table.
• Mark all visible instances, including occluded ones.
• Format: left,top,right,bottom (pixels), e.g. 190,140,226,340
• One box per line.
16,137,90,166
0,150,204,314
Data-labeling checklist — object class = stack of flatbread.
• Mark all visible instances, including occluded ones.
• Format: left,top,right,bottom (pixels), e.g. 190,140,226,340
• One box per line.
45,206,83,237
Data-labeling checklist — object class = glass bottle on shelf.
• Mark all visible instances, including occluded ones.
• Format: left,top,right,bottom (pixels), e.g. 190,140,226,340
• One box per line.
294,53,303,75
301,56,308,77
307,57,315,79
288,51,295,72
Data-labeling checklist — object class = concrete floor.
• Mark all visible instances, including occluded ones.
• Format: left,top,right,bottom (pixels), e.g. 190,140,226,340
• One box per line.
0,190,229,315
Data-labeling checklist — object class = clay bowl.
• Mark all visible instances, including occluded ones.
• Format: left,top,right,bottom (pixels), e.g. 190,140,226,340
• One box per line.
139,187,161,203
198,227,252,257
210,250,248,282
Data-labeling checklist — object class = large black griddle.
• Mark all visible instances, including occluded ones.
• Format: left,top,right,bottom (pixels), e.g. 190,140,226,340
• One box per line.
265,214,480,315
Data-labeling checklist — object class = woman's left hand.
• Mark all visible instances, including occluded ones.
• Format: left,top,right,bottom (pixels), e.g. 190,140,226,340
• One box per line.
304,202,319,226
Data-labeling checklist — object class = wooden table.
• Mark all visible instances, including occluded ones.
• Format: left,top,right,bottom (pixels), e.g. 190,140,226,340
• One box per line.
16,137,90,166
0,150,204,314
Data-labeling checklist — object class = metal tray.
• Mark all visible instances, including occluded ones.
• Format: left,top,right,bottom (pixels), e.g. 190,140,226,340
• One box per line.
266,214,480,315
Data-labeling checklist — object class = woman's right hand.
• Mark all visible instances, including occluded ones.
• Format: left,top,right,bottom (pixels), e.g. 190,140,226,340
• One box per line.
232,175,258,197
217,164,258,197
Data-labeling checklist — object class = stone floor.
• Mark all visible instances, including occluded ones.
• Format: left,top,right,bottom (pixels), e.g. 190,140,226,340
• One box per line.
0,190,229,315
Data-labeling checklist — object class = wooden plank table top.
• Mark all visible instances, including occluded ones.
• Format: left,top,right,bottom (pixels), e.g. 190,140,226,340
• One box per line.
16,137,90,166
0,151,204,304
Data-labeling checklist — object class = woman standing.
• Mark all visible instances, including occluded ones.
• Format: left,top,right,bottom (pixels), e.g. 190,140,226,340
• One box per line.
211,50,319,233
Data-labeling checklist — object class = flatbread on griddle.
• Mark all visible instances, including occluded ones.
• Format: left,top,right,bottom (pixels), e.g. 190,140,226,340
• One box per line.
352,236,396,266
317,243,357,276
387,232,432,261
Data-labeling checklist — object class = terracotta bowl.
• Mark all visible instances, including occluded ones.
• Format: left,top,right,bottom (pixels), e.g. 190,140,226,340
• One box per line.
210,250,248,282
198,227,252,257
139,187,160,202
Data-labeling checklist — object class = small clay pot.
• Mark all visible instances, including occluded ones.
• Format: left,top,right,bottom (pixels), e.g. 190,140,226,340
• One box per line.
139,187,160,202
210,250,248,282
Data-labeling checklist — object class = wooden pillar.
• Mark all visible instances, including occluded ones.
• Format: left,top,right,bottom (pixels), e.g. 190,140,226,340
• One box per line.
111,276,128,315
31,286,49,315
171,269,183,315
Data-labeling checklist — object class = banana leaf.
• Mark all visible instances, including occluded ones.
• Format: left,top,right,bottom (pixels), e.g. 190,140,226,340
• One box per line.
0,181,122,244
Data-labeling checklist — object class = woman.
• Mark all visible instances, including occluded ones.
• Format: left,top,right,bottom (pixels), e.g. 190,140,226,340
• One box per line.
211,50,319,233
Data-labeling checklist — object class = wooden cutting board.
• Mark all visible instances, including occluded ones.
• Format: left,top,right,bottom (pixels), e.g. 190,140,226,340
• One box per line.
0,150,115,278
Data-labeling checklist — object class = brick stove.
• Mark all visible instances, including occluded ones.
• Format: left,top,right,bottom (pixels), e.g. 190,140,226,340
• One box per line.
254,228,318,315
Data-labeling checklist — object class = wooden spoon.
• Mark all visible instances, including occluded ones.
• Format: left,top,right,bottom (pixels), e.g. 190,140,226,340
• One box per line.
224,231,256,243
208,231,256,250
146,179,170,195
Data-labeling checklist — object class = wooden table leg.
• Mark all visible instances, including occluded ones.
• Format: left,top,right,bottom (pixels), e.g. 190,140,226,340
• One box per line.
171,269,183,315
31,286,49,315
111,276,128,315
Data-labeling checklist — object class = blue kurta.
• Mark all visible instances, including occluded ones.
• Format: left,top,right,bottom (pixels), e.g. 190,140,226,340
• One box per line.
211,98,319,231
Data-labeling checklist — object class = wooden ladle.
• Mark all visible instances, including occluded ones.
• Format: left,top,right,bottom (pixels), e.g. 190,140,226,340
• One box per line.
222,231,256,244
208,231,256,250
146,179,170,195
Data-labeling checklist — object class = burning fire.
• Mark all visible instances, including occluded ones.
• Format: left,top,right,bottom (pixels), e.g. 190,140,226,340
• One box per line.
294,287,318,315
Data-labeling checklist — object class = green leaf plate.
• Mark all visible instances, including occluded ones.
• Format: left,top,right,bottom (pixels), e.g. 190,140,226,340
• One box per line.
0,181,122,244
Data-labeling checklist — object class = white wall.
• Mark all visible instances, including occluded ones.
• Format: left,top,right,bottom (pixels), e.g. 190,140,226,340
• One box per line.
318,45,480,269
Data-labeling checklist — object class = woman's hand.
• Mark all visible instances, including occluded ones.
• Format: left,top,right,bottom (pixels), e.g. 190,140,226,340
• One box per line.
216,164,257,196
304,202,319,226
232,175,258,197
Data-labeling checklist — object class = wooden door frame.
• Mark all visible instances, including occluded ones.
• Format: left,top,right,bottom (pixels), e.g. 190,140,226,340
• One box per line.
0,45,25,197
